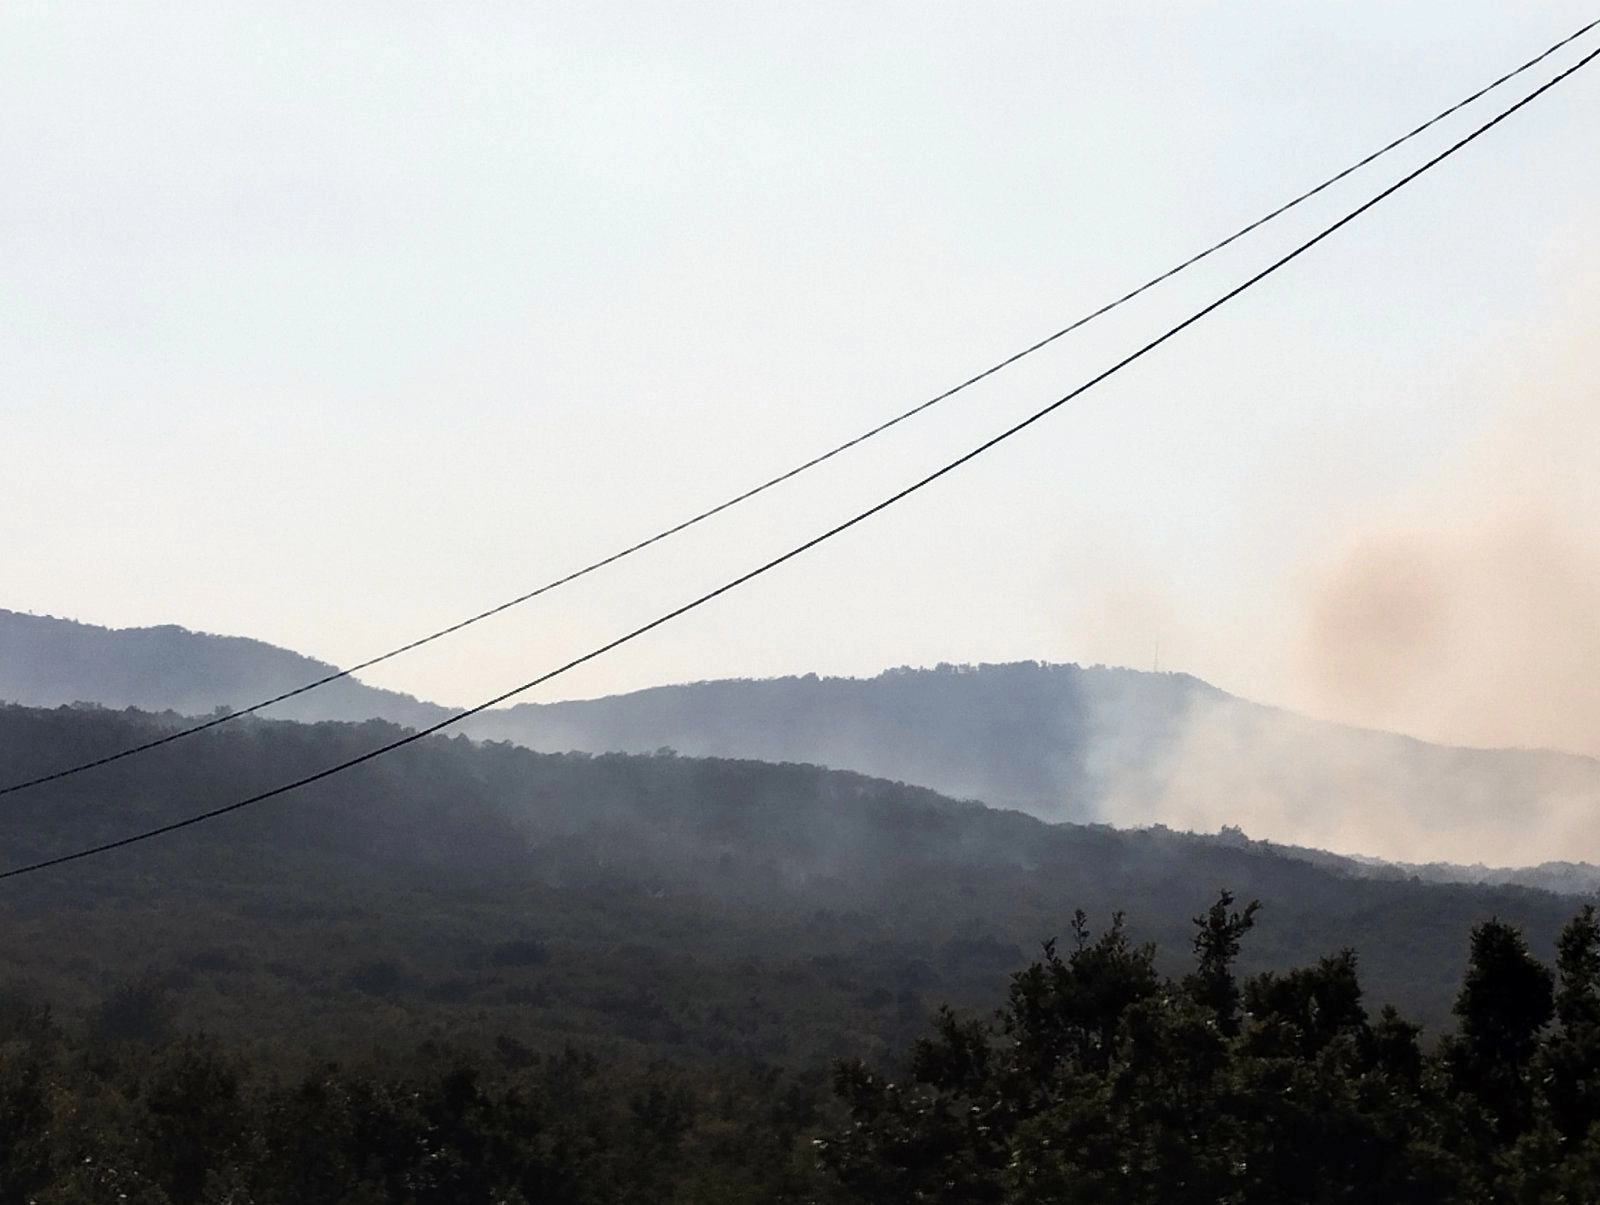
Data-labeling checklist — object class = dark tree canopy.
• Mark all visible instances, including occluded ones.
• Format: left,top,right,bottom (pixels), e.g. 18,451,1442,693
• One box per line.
822,893,1600,1205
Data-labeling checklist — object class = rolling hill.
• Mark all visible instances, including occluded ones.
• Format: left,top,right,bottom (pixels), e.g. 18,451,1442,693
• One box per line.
0,699,1588,1048
0,607,449,727
461,662,1600,869
9,607,1600,870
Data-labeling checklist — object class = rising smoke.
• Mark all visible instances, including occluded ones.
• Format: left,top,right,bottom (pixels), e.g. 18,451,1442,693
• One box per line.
1293,280,1600,760
1100,274,1600,866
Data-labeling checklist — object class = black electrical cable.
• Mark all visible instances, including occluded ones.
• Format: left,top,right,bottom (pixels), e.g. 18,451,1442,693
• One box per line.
4,15,1595,801
5,34,1594,883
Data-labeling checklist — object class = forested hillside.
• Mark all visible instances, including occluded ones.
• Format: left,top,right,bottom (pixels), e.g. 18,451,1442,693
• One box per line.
2,702,1599,1200
463,661,1198,822
11,610,1600,870
0,700,1583,1048
464,661,1600,868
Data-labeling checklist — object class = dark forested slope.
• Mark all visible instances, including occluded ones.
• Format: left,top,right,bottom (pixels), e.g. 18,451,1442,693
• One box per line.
0,701,1583,1056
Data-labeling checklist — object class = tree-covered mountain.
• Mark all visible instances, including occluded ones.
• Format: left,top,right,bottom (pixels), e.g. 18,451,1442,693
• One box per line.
7,700,1600,1200
463,662,1200,823
463,661,1600,870
0,608,449,727
0,700,1586,1050
9,607,1600,872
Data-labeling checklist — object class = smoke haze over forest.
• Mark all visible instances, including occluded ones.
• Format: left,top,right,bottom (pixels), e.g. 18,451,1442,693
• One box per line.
9,607,1600,869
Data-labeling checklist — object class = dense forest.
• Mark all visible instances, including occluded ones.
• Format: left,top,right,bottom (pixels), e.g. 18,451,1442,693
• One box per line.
4,702,1600,1197
0,700,1588,1047
6,888,1600,1201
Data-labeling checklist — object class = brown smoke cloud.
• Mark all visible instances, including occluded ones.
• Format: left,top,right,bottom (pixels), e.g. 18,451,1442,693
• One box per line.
1298,511,1600,757
1097,267,1600,866
1292,275,1600,760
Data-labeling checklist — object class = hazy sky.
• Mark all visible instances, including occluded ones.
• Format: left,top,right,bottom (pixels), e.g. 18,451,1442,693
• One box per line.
6,3,1599,752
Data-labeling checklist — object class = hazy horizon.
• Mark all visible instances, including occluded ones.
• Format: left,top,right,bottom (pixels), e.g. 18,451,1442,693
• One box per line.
7,5,1599,768
17,601,1600,871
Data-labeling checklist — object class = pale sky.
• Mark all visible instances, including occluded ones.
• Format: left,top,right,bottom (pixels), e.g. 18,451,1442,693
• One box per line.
5,3,1599,751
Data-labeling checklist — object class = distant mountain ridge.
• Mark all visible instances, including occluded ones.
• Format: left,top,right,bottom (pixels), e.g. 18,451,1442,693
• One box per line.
461,663,1600,871
0,608,450,728
8,605,1600,876
460,662,1213,821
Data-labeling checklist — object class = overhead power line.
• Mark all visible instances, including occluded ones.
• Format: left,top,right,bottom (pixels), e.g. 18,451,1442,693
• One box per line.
4,16,1596,801
4,33,1595,883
